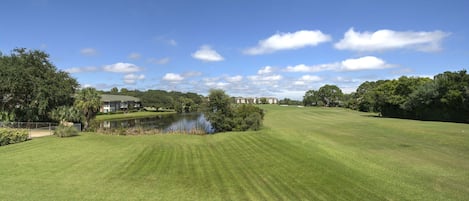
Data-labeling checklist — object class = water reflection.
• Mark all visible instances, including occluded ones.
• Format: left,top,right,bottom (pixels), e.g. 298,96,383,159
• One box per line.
98,113,213,134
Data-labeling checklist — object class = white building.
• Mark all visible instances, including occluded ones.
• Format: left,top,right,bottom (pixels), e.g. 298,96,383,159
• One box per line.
234,97,278,104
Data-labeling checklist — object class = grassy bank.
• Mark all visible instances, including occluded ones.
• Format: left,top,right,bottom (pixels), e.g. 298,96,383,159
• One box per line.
0,105,468,200
95,111,176,121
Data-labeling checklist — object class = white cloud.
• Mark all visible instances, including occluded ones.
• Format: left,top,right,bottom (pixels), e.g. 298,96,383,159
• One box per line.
340,56,391,71
103,62,143,73
148,57,170,65
205,81,229,88
334,28,450,52
183,71,202,78
123,74,145,84
248,74,283,81
299,75,322,82
64,66,98,73
258,66,274,74
293,75,322,85
244,30,332,55
128,52,141,60
163,73,184,82
226,75,243,82
284,63,339,73
283,56,392,72
80,48,98,56
192,45,224,62
293,81,306,86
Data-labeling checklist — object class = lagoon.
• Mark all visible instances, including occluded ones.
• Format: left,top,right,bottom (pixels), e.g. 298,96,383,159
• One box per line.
97,113,213,133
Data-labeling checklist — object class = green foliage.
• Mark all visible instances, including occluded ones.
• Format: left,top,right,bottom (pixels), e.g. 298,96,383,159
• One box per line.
49,106,82,123
74,88,101,130
233,104,264,131
348,70,469,123
53,125,79,137
279,98,302,105
318,84,343,107
404,70,469,122
303,89,320,106
0,48,79,122
303,85,343,107
0,128,29,146
174,97,196,113
204,89,234,132
204,90,265,132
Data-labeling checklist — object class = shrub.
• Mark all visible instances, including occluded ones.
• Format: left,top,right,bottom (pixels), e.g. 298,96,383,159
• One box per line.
54,125,79,137
0,128,29,146
233,104,264,131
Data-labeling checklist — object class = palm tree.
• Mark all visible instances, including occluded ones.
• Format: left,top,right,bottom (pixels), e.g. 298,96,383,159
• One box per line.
74,87,101,130
49,106,82,124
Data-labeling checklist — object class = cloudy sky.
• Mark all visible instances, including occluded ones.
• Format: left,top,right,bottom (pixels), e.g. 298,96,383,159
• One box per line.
1,0,468,99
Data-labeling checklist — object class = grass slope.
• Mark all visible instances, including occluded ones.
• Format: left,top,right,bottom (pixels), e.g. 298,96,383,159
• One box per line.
1,105,468,200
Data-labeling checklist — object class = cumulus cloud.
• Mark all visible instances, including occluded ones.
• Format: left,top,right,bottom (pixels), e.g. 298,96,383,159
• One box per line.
163,73,184,82
258,66,275,74
103,62,143,73
244,30,332,55
340,56,391,71
334,28,450,52
128,52,141,60
80,48,98,56
183,71,202,78
293,75,322,85
283,56,392,72
248,74,283,81
299,75,322,82
225,75,243,82
64,66,98,73
205,81,229,88
123,74,145,84
284,63,339,73
192,45,224,62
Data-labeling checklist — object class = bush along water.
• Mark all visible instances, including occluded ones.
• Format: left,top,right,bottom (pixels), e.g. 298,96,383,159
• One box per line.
204,89,264,133
0,128,29,146
54,124,79,137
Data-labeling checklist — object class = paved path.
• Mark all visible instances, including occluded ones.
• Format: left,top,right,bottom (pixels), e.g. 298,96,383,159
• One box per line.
29,130,53,138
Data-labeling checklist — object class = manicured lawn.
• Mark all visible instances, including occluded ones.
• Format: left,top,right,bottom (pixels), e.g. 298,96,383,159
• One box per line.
95,111,175,121
1,105,468,200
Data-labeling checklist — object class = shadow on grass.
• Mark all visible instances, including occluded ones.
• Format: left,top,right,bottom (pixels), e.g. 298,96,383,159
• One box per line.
360,114,381,118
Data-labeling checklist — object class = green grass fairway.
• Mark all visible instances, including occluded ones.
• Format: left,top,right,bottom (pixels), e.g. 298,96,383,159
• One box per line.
1,106,468,200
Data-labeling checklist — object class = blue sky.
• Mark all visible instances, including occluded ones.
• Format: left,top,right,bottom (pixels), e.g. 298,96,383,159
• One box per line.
1,0,468,99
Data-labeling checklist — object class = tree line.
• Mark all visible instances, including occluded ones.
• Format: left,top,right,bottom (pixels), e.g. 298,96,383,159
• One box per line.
303,70,469,123
101,88,204,113
0,48,262,133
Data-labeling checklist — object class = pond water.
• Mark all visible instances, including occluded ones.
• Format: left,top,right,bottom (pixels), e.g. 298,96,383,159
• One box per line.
98,113,214,134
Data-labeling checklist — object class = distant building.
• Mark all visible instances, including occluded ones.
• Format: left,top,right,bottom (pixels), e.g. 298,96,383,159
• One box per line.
234,97,278,104
100,94,141,113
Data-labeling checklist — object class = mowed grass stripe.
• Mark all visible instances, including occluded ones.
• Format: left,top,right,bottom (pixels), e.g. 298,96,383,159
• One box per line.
234,133,310,200
1,105,469,200
217,134,284,200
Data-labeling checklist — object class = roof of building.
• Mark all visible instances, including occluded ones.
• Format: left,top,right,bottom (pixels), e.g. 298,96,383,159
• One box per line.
100,94,140,102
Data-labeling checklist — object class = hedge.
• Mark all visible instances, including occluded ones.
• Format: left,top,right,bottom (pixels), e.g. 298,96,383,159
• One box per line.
0,128,29,146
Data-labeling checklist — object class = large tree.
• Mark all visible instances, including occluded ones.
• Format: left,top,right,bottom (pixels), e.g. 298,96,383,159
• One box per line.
404,70,469,122
74,88,101,130
317,85,343,107
303,89,320,106
204,89,234,132
0,48,79,122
